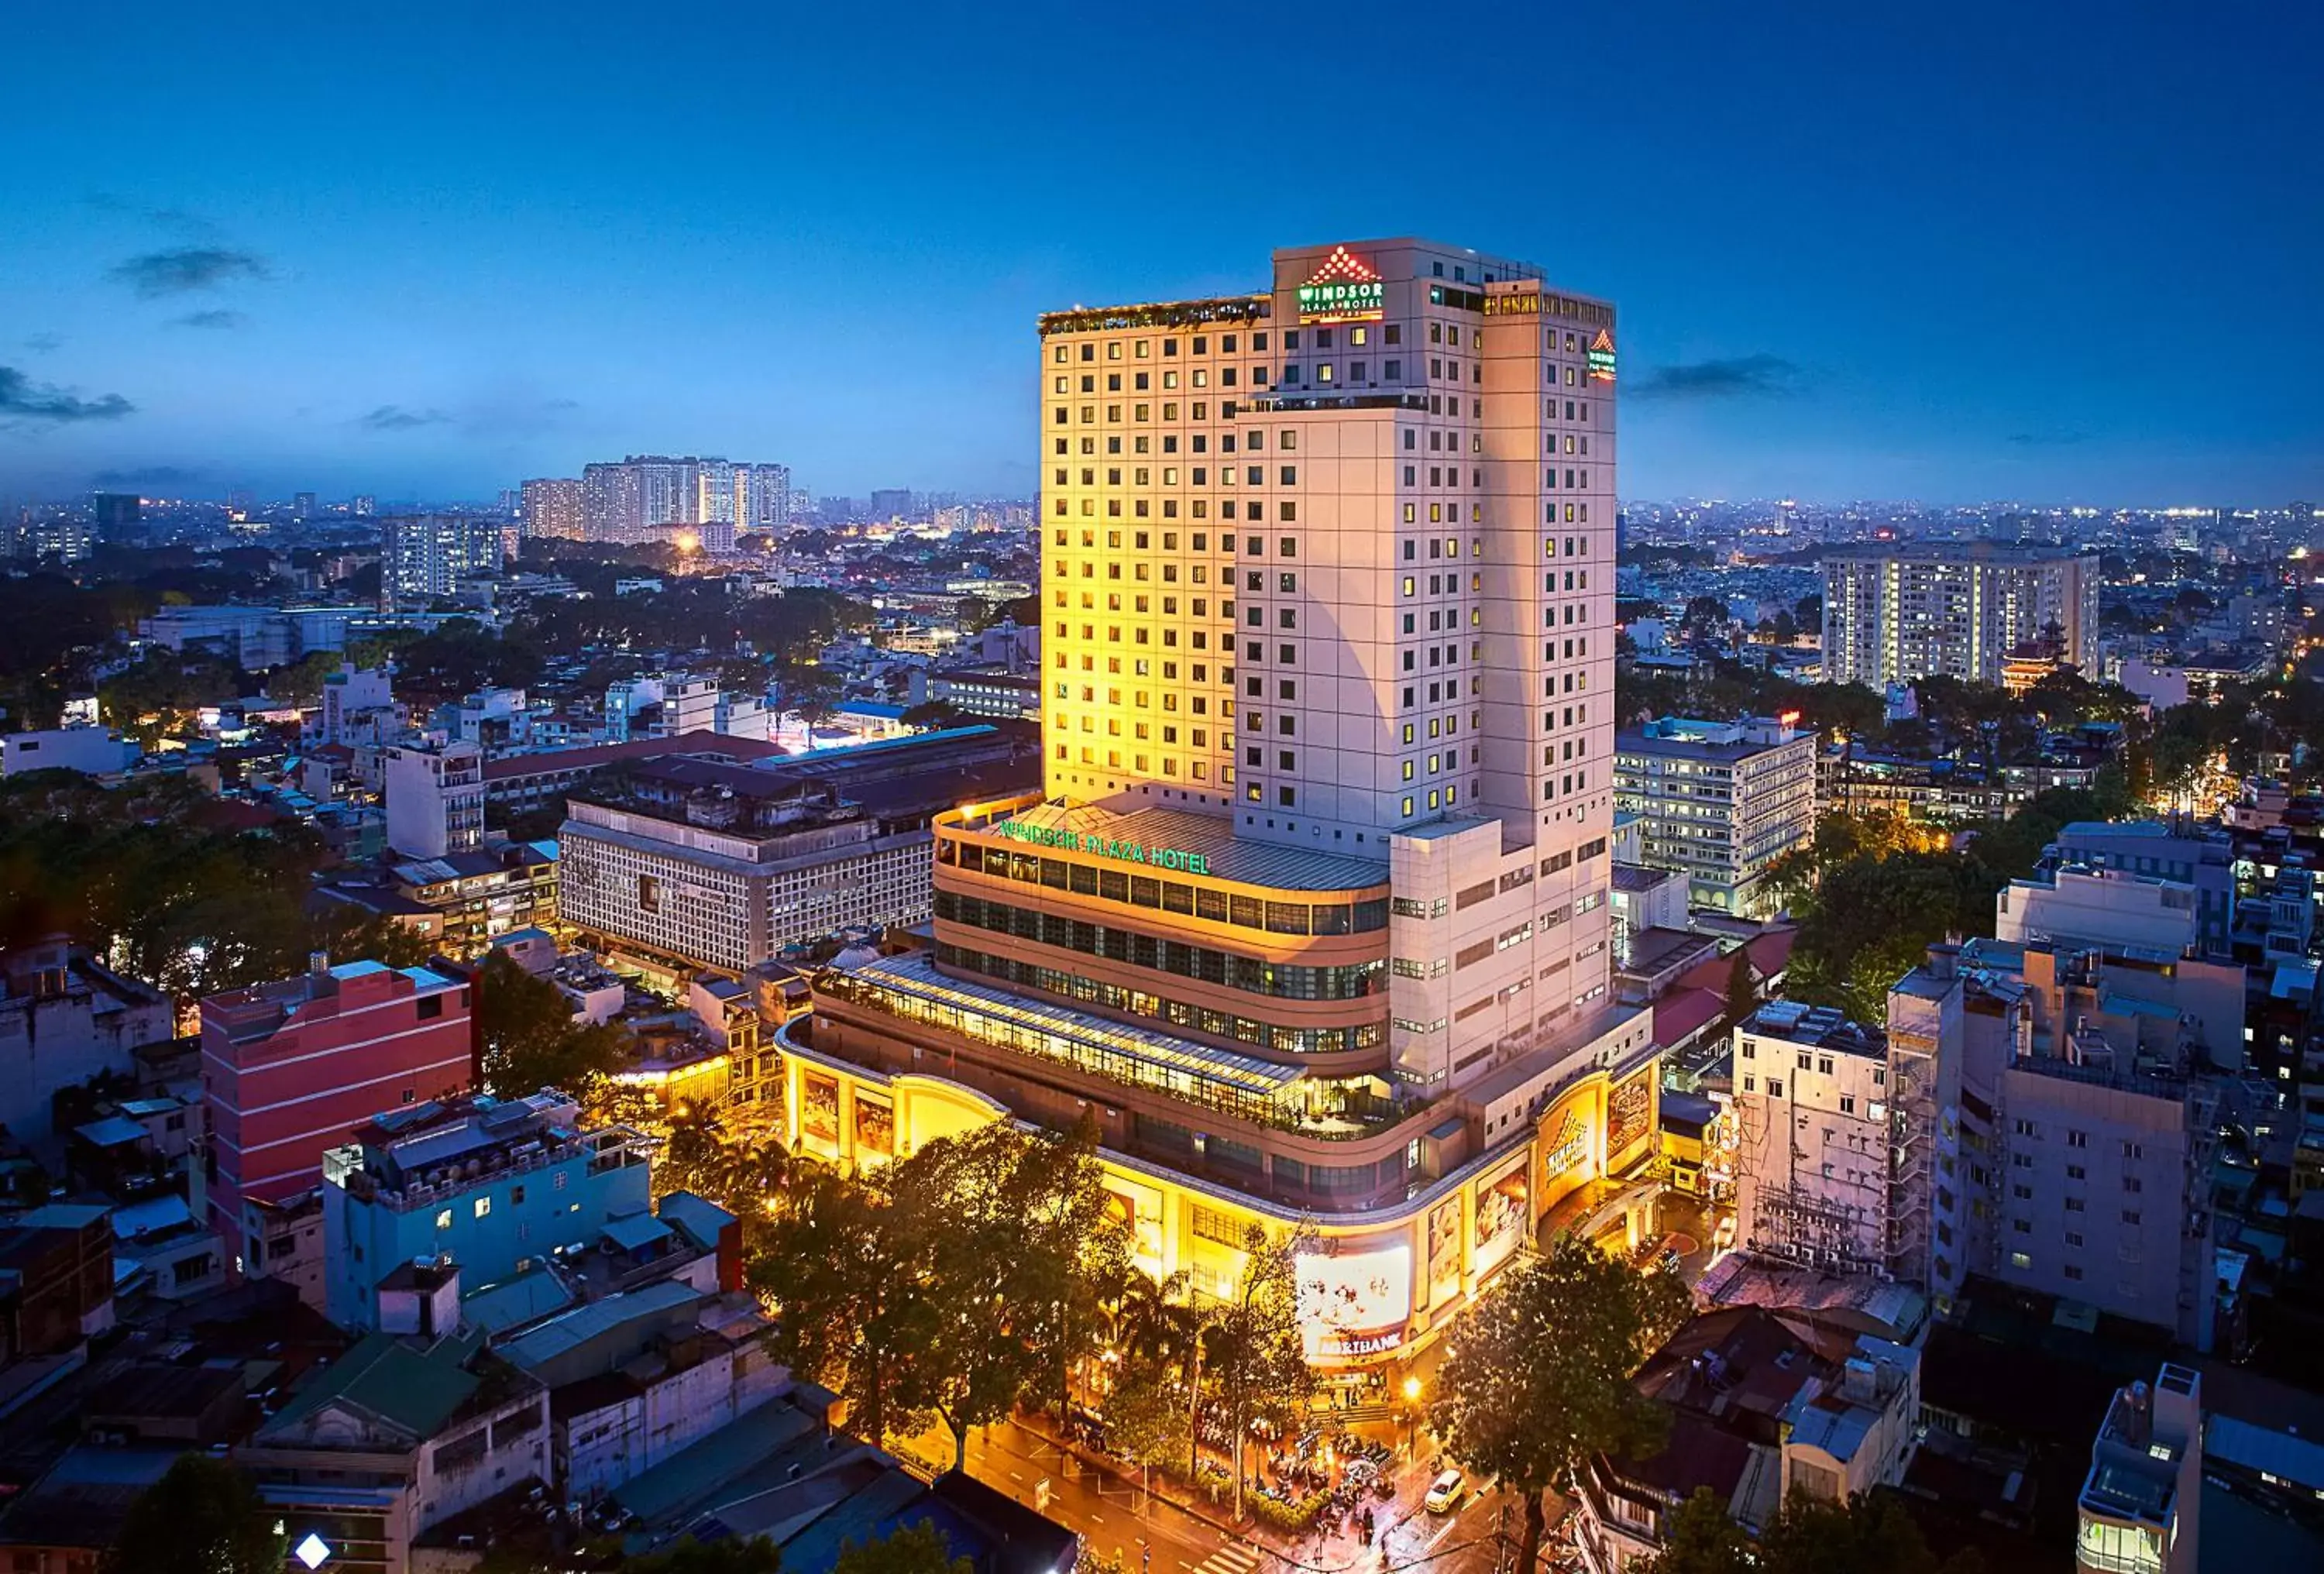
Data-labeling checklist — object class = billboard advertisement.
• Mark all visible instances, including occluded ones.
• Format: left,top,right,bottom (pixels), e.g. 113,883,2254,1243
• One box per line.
1296,1243,1411,1358
1473,1155,1529,1277
853,1091,894,1159
1425,1196,1463,1308
799,1070,841,1156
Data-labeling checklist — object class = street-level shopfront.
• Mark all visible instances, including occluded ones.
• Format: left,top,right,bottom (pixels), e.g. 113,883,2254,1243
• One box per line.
772,1019,1660,1373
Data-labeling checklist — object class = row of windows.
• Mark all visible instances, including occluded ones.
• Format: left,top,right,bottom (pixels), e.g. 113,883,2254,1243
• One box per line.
934,889,1385,1002
1053,325,1404,363
940,835,1389,932
934,941,1387,1057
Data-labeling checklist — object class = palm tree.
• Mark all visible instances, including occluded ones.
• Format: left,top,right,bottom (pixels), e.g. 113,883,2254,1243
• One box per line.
1108,1269,1213,1483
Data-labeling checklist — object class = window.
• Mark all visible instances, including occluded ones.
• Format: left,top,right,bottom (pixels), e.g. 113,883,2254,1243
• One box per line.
474,1196,492,1219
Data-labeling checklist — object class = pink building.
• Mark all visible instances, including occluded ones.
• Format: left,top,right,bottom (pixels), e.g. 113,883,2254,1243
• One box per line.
201,957,473,1273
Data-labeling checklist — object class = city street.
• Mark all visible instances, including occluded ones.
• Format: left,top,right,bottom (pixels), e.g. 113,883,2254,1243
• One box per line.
960,1416,1525,1574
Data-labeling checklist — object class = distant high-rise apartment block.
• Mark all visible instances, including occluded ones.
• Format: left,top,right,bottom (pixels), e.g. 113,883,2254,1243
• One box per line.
521,476,585,540
294,490,318,521
582,461,645,542
868,488,914,521
1822,540,2099,690
577,456,788,543
91,492,141,541
748,463,791,531
785,239,1651,1376
380,514,505,610
352,493,377,517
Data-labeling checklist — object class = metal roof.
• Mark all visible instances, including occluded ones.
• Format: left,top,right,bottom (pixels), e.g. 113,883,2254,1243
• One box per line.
834,951,1302,1096
957,799,1388,892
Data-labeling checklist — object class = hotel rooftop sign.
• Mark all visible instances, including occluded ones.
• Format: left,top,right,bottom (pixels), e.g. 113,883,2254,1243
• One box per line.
993,817,1213,876
1296,246,1384,325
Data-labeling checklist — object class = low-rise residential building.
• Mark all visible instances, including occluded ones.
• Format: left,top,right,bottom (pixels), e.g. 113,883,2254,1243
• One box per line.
1577,1308,1921,1572
1731,996,1961,1297
241,1328,550,1565
201,957,473,1277
0,939,174,1147
384,741,486,860
1614,717,1814,917
0,727,138,779
494,1279,783,1501
316,840,559,957
320,1091,660,1331
2074,1363,2202,1574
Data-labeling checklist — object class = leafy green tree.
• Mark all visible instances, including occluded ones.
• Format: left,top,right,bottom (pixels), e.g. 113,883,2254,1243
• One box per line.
621,1536,784,1573
265,649,349,705
751,1162,927,1446
832,1521,969,1574
1109,1267,1212,1480
1428,1234,1691,1574
102,1453,283,1574
1206,1225,1314,1519
476,950,630,1101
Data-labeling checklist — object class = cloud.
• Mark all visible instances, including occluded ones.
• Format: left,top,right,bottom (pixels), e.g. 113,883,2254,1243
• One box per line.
0,366,136,424
1628,354,1803,400
84,193,219,237
20,332,63,353
359,404,452,431
2006,429,2091,447
106,246,271,297
169,309,249,331
91,465,205,487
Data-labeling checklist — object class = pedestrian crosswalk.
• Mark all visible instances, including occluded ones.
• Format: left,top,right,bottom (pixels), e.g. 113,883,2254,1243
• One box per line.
1190,1541,1266,1574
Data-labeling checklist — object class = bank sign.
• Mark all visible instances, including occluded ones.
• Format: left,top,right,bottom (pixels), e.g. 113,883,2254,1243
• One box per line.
1297,245,1385,324
994,818,1213,876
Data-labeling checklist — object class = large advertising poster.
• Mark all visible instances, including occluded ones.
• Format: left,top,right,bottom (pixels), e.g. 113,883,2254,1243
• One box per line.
853,1091,894,1160
1607,1072,1653,1161
800,1070,841,1156
1425,1196,1463,1309
1473,1156,1529,1278
1296,1243,1411,1358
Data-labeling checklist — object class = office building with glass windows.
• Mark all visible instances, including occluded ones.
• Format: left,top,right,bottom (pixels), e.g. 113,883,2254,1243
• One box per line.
782,240,1659,1371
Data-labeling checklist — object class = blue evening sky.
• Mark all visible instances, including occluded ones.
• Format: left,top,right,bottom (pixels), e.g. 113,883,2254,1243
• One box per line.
2,1,2317,507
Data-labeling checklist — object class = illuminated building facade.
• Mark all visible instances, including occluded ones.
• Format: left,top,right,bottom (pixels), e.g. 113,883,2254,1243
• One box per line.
1821,541,2099,689
794,239,1655,1368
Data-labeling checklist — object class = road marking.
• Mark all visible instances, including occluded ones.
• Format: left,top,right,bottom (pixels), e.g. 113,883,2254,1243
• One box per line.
1090,1514,1104,1524
1009,1471,1024,1483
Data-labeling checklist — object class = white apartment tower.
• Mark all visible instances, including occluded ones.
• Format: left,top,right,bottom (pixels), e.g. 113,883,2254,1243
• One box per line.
1822,541,2099,689
1037,238,1624,1095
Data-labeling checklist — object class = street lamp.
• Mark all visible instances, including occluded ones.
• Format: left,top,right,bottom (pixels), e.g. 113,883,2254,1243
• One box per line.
1401,1376,1422,1458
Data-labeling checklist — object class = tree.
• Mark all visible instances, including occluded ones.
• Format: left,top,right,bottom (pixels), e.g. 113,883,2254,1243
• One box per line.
1207,1225,1314,1520
623,1537,785,1573
103,1453,283,1574
1639,1484,1979,1574
832,1521,970,1574
900,700,966,730
752,1162,928,1446
265,648,349,705
1428,1234,1690,1574
1721,945,1758,1028
476,950,630,1101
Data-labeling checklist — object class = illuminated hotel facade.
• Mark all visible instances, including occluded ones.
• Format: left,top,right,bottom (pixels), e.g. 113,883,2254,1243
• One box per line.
781,239,1659,1369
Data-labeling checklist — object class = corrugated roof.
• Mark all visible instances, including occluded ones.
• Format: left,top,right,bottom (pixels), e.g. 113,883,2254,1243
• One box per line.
498,1278,701,1371
2209,1414,2324,1492
600,1212,674,1253
462,1267,576,1334
265,1332,483,1440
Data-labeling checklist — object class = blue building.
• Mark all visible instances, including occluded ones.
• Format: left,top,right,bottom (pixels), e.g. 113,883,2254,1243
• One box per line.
321,1091,658,1331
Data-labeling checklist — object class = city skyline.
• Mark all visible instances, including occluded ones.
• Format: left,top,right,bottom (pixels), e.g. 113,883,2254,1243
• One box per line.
2,3,2319,507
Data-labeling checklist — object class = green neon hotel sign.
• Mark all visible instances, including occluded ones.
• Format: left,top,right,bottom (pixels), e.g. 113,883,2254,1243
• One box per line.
1297,279,1384,322
993,819,1213,876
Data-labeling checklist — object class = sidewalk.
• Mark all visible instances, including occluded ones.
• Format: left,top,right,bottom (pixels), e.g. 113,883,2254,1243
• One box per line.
1012,1408,1446,1573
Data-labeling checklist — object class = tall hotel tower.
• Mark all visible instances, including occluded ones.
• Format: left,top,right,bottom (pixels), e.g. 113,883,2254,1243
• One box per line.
790,241,1659,1372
